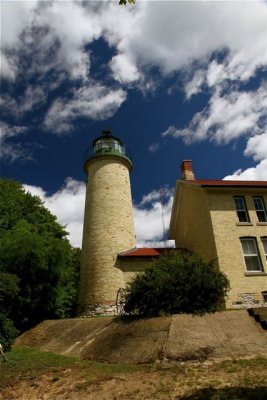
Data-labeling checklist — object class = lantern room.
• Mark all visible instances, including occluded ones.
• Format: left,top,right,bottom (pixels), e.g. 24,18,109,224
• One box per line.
84,130,132,172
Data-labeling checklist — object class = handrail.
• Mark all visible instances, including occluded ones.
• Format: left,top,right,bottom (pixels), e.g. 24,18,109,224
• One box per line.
84,145,132,163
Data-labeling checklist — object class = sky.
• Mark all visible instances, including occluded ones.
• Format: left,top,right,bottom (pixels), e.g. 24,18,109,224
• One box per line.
1,0,267,249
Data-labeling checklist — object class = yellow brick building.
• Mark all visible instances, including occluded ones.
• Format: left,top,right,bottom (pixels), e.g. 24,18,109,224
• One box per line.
169,160,267,308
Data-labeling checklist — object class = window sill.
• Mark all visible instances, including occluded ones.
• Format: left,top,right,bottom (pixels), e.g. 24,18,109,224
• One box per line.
236,222,253,226
245,272,267,276
256,222,267,226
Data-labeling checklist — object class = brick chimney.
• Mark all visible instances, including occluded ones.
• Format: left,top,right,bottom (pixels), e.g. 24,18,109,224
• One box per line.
181,160,195,180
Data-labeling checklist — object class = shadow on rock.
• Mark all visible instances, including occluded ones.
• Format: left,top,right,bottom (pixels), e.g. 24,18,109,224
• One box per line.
177,386,267,400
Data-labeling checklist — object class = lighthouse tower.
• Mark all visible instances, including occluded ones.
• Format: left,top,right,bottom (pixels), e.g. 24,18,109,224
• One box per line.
78,130,136,315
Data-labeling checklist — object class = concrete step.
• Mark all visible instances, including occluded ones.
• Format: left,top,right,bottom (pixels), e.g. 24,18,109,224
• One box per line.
248,307,267,330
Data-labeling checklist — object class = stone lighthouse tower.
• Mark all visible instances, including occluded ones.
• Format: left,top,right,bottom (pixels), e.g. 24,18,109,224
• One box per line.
78,130,136,315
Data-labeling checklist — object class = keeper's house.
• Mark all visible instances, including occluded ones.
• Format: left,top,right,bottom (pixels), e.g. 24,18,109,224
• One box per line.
169,160,267,308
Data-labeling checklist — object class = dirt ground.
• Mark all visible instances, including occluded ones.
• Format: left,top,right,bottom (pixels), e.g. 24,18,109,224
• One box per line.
1,353,267,400
3,312,266,399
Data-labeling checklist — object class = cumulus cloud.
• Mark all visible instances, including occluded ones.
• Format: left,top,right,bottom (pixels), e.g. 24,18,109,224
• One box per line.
24,179,86,248
223,159,267,181
122,1,267,79
3,1,266,84
110,53,140,84
163,87,267,145
44,83,127,133
2,1,267,178
184,69,206,100
223,133,267,180
0,122,29,162
23,180,174,249
134,188,175,248
162,84,267,180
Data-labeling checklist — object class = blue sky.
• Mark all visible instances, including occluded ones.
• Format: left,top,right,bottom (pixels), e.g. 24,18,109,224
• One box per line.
1,1,267,248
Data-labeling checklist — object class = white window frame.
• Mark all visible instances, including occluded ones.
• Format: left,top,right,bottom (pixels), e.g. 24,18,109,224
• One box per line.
240,237,263,272
234,196,250,223
262,291,267,304
262,237,267,262
253,196,267,222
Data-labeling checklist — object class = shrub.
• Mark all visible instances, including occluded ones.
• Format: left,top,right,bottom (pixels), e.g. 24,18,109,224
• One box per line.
124,250,230,317
0,313,18,352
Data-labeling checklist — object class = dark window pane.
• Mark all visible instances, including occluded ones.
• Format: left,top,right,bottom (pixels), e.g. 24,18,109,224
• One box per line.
235,197,249,222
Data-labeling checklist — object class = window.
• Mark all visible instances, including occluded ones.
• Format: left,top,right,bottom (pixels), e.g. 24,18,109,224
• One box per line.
262,292,267,304
262,237,267,261
234,196,250,222
253,197,267,222
240,238,262,272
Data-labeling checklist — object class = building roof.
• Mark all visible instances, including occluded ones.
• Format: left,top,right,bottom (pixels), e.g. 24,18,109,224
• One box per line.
189,180,267,188
118,247,177,257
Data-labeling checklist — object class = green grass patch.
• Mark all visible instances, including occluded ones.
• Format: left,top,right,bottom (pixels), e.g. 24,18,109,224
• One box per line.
4,347,77,367
213,357,267,373
0,347,149,388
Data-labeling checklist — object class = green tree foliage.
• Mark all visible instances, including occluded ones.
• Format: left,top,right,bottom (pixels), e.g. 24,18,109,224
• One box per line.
119,0,135,5
0,179,80,346
0,272,19,351
0,313,18,352
124,251,230,317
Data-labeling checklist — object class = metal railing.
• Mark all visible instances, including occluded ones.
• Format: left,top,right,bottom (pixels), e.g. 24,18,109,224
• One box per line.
84,144,132,163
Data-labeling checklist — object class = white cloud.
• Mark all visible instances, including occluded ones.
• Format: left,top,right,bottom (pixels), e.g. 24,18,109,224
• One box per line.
223,159,267,181
3,1,266,84
245,133,267,161
163,83,267,181
0,52,18,81
121,1,267,81
134,188,175,248
34,1,103,80
110,54,140,84
184,69,206,100
0,122,29,162
1,1,101,81
44,83,127,133
0,1,138,83
223,132,267,180
23,180,175,249
2,1,267,180
0,122,26,141
24,179,86,248
163,87,267,145
0,1,37,48
148,142,160,154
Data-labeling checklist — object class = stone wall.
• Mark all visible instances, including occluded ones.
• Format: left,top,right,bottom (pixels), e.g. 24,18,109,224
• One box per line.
15,311,267,363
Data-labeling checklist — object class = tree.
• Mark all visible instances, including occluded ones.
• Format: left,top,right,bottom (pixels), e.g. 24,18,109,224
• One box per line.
124,251,230,317
0,179,80,339
119,0,135,5
0,272,19,351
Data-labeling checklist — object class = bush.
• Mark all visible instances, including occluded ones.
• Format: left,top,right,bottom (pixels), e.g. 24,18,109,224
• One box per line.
124,250,230,317
0,313,18,352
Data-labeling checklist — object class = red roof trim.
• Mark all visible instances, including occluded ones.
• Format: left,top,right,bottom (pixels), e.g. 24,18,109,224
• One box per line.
118,247,177,257
190,180,267,188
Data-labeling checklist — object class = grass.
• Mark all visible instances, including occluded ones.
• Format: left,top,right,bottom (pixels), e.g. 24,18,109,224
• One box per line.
1,348,267,399
0,347,148,387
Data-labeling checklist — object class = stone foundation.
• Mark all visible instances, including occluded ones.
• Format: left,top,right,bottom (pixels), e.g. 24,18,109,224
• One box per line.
78,303,121,317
